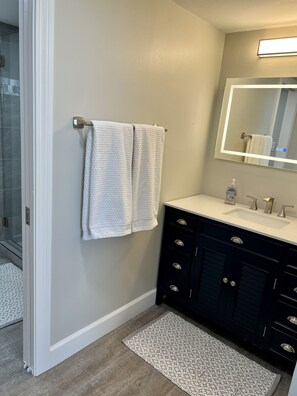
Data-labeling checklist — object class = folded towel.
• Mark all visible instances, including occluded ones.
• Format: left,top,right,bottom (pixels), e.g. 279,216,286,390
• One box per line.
244,134,272,165
82,121,133,240
132,124,165,232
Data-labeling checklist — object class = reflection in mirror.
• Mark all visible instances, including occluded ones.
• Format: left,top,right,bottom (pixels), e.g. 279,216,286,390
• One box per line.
215,77,297,171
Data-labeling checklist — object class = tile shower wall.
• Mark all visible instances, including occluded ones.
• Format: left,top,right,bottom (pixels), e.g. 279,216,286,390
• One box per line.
0,28,21,244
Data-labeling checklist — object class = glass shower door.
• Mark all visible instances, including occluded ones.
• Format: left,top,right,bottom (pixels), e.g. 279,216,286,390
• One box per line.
0,22,22,259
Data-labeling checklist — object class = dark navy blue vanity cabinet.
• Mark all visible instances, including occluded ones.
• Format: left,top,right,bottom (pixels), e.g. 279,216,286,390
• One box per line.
156,205,297,363
156,208,198,305
268,247,297,362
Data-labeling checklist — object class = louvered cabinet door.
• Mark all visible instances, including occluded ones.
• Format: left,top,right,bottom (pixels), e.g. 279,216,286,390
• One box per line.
223,250,279,345
189,236,232,324
189,236,279,344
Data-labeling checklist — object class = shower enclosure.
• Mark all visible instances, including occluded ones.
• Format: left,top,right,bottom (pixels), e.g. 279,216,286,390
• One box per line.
0,22,22,263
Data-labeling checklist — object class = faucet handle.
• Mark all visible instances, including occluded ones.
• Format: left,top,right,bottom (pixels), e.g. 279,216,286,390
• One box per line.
277,204,294,218
246,195,258,210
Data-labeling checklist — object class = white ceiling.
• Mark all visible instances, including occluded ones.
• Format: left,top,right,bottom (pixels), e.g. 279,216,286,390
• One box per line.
1,0,297,33
0,0,18,27
173,0,297,33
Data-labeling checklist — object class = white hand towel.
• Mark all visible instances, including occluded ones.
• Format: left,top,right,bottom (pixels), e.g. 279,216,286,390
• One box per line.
82,121,133,240
244,134,272,165
132,124,165,232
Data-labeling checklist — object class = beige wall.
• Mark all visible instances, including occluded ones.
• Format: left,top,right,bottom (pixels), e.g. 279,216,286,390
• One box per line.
202,25,297,214
51,0,224,343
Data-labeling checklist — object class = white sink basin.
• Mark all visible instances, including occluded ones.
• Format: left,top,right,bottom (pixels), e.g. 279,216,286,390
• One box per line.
224,208,290,229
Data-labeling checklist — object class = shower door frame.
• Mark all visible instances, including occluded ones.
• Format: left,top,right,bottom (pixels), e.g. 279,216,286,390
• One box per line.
20,0,54,375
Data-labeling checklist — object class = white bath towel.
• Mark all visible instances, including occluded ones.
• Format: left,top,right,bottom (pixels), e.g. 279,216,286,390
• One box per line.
244,134,272,165
82,121,133,240
132,124,165,232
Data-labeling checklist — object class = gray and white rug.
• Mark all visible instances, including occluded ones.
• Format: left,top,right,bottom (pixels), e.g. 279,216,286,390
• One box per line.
123,312,280,396
0,262,23,329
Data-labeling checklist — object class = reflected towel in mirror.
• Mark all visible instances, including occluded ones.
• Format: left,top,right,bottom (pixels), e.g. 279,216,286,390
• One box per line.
244,134,272,165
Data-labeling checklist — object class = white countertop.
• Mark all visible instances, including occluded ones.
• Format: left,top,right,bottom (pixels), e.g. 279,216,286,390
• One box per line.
165,194,297,246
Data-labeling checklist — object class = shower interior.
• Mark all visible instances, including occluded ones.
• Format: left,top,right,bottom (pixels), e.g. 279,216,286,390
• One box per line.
0,21,22,268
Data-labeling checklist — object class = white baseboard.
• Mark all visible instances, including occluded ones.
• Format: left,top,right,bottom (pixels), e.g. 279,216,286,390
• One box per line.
46,289,156,373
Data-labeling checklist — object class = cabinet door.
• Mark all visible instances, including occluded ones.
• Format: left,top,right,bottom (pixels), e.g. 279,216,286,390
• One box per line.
189,235,278,345
224,250,278,344
189,236,232,324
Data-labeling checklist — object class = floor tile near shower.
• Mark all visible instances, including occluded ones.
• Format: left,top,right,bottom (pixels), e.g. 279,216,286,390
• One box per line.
0,261,23,330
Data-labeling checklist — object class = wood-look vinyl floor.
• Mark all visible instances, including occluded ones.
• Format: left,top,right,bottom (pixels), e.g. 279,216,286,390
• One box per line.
0,304,293,396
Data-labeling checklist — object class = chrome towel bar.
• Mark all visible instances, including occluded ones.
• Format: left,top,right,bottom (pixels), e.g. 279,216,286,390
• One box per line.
73,116,93,128
241,132,252,139
73,115,167,131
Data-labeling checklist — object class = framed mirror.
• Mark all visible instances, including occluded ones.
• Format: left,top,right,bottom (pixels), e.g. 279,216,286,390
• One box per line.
214,77,297,171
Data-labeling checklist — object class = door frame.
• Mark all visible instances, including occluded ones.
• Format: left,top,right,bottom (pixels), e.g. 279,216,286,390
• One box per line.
20,0,54,375
18,0,297,390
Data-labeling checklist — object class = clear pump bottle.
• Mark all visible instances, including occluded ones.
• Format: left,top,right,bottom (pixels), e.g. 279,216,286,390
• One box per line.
225,179,237,205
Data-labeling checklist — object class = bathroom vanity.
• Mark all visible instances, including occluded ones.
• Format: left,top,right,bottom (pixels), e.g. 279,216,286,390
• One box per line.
156,194,297,363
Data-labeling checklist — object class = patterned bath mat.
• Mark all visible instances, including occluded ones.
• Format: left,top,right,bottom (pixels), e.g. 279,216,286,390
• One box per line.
0,263,23,329
123,312,280,396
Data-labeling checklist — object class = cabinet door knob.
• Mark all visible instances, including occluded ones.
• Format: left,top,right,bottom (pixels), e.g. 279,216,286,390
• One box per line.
230,280,236,287
280,343,295,354
222,277,229,284
287,316,297,325
174,239,184,247
169,284,179,293
172,262,182,270
230,236,243,244
294,287,297,293
177,218,187,226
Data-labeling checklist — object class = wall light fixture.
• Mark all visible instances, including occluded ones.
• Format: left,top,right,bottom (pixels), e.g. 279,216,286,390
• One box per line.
258,37,297,57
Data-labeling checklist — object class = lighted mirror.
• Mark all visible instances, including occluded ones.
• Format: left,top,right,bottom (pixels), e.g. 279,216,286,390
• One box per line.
214,77,297,171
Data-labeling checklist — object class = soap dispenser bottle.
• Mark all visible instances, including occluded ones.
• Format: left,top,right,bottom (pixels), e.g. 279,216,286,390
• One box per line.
225,179,237,205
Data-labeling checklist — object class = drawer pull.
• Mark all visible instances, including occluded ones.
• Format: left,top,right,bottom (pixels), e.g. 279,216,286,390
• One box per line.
177,218,188,226
169,284,179,293
294,287,297,293
222,277,229,284
174,239,184,247
230,280,236,287
230,236,243,244
287,316,297,325
280,343,295,354
172,262,182,270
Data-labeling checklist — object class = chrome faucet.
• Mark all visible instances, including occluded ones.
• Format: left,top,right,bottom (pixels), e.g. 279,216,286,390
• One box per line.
263,197,274,214
246,195,258,210
277,204,294,218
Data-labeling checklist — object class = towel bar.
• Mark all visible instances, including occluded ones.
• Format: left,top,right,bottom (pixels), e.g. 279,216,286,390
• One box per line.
73,115,167,131
241,132,252,139
73,116,93,128
241,132,268,139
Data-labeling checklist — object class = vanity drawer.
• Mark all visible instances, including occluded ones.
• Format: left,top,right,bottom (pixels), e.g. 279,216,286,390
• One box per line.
164,278,189,301
164,250,192,281
200,220,283,261
274,301,297,334
166,229,195,256
166,208,197,233
285,247,297,275
279,272,297,303
269,327,297,362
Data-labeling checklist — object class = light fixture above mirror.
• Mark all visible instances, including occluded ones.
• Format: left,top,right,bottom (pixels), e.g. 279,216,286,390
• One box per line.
258,37,297,57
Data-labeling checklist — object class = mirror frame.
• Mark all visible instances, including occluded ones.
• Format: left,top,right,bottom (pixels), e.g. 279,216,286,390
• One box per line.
215,77,297,167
